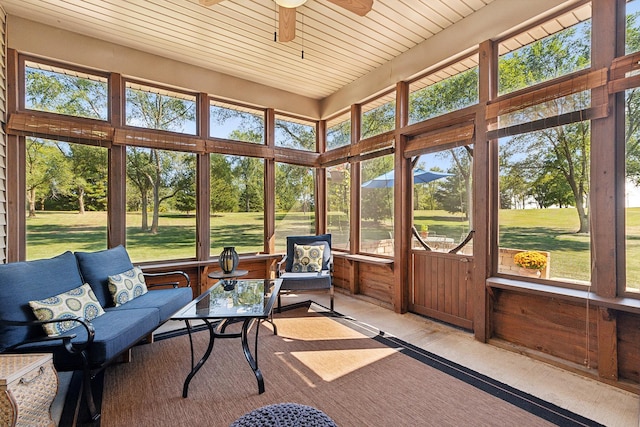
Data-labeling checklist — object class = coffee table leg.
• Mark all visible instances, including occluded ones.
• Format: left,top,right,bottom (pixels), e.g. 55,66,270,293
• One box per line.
241,318,264,394
182,319,216,398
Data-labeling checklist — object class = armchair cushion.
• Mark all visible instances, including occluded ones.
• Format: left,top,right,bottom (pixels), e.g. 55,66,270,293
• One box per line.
76,245,134,308
279,270,331,291
29,283,104,336
285,234,332,272
292,244,325,272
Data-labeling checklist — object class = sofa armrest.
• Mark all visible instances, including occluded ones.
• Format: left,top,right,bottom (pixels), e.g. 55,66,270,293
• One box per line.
143,270,191,289
1,316,95,353
276,255,288,278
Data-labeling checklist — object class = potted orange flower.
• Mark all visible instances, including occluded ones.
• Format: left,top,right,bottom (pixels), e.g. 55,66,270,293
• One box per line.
513,251,547,272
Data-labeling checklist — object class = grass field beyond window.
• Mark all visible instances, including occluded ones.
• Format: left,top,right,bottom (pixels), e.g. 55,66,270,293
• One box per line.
25,208,639,291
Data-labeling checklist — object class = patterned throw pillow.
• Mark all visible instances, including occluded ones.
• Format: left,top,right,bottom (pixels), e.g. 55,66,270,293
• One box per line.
292,244,325,273
108,266,148,307
29,283,105,337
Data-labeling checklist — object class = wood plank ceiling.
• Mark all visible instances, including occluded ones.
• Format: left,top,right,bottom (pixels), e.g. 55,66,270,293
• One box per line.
0,0,590,103
0,0,496,100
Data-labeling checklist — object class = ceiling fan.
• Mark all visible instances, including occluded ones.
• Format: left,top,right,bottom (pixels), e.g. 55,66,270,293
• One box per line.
199,0,373,42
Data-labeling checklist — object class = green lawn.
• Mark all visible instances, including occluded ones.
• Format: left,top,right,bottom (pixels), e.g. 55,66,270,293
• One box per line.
25,208,640,290
25,210,313,261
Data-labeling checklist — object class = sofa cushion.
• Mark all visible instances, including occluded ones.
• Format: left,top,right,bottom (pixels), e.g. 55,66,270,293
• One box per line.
76,245,134,308
108,266,148,307
16,307,160,369
106,287,192,321
0,251,84,351
29,283,105,336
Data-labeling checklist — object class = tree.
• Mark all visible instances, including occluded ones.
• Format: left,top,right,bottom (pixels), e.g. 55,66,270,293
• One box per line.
173,155,197,214
361,155,394,223
25,66,108,214
62,144,108,213
361,102,395,139
210,154,239,213
498,24,591,233
125,89,196,233
327,119,351,150
433,147,472,220
409,68,478,123
275,164,314,213
625,12,640,185
25,139,72,217
227,129,265,213
275,119,315,150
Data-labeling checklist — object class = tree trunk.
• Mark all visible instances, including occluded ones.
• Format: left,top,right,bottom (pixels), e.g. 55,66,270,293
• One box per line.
78,187,85,214
151,183,160,234
28,188,37,217
141,193,149,231
575,197,589,233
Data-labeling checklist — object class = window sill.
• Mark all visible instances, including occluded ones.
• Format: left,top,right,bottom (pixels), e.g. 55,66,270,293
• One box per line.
335,253,394,267
487,277,640,315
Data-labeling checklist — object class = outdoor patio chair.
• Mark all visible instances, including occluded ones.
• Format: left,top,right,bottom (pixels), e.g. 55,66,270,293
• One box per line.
276,234,334,312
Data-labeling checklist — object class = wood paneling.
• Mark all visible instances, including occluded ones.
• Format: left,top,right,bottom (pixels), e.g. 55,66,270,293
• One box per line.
491,289,598,367
359,262,393,305
617,312,640,383
411,250,473,329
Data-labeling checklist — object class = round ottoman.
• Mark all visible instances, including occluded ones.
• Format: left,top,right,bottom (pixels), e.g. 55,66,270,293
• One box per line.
230,402,338,427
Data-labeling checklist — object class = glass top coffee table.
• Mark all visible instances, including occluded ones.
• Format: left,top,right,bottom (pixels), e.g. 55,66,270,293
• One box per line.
171,278,282,398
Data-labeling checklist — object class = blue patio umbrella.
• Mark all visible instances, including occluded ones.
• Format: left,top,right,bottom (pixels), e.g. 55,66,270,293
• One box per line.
361,169,452,188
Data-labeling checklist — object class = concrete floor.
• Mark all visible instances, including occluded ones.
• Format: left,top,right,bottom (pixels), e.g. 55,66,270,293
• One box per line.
52,291,640,426
298,292,640,427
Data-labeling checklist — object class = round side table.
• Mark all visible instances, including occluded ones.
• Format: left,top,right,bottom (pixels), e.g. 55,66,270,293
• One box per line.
207,269,249,280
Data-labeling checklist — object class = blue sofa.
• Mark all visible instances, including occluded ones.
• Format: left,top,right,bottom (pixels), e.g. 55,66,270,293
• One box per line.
0,245,192,421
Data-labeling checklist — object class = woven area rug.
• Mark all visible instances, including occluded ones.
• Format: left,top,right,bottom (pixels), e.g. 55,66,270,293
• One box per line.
91,302,600,427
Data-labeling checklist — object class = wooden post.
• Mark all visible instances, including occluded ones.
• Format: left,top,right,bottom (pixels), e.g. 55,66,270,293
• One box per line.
316,120,327,235
394,81,410,313
591,0,621,380
196,93,210,262
475,40,497,342
265,108,276,257
107,73,126,248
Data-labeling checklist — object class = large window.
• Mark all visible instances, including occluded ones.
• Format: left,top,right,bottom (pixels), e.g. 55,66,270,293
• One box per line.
360,154,394,256
25,61,108,120
26,140,108,260
210,100,265,143
210,154,265,255
409,56,479,124
361,93,395,140
125,82,197,135
326,111,351,150
275,163,315,250
327,164,350,250
497,123,591,283
275,115,316,151
125,147,196,262
497,5,591,95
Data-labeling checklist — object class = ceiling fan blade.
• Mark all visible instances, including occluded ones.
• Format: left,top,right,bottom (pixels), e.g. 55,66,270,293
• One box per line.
279,7,297,42
325,0,373,16
199,0,225,6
